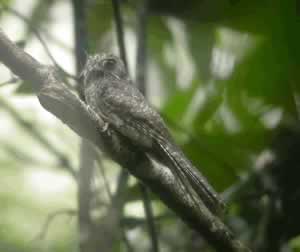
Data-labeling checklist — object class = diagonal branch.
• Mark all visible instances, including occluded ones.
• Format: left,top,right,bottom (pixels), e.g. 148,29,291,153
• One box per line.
0,29,250,252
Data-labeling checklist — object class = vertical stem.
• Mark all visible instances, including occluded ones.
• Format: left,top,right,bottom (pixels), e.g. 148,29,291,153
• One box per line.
136,0,148,94
111,0,133,250
72,0,88,98
77,142,95,252
139,184,159,252
72,0,88,73
72,1,94,252
111,0,128,70
136,1,159,252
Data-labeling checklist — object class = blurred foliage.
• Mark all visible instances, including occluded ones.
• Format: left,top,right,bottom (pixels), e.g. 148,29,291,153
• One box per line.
0,0,300,251
23,0,57,40
87,0,113,52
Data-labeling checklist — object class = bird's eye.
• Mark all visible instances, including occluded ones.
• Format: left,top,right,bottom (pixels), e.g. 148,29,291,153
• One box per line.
102,59,116,70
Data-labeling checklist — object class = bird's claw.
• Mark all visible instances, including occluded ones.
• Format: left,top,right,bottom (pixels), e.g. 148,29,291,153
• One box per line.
86,104,96,119
86,104,110,135
101,122,109,132
86,104,109,133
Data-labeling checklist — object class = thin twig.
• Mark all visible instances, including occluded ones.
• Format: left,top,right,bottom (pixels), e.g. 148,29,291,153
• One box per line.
139,184,160,252
0,96,77,178
34,209,76,241
2,5,77,81
2,140,61,168
136,0,148,93
72,0,89,99
111,0,128,69
112,168,133,251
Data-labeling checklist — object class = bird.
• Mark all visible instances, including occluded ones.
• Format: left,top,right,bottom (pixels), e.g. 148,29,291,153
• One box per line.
82,53,225,215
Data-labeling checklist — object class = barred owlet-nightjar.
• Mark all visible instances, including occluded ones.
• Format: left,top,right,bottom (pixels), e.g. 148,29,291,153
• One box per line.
82,53,225,215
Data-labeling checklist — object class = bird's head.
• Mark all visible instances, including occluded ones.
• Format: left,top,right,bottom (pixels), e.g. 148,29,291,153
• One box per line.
82,53,127,86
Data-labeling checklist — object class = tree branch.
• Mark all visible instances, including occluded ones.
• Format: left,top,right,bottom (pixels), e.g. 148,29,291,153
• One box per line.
0,29,250,252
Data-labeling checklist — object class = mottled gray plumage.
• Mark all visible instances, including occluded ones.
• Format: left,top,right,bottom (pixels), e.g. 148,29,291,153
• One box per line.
82,53,225,215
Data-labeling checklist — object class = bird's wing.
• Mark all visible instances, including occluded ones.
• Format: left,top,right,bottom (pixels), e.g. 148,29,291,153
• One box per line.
99,82,171,139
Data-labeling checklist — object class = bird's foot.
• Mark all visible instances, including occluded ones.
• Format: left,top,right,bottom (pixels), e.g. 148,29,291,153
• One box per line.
86,104,110,135
101,122,109,132
86,104,97,119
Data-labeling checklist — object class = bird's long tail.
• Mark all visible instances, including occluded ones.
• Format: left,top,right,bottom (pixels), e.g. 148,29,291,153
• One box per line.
123,119,225,215
155,139,225,215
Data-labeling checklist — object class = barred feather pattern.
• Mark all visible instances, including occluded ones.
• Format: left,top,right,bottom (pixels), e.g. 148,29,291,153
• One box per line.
83,53,225,215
